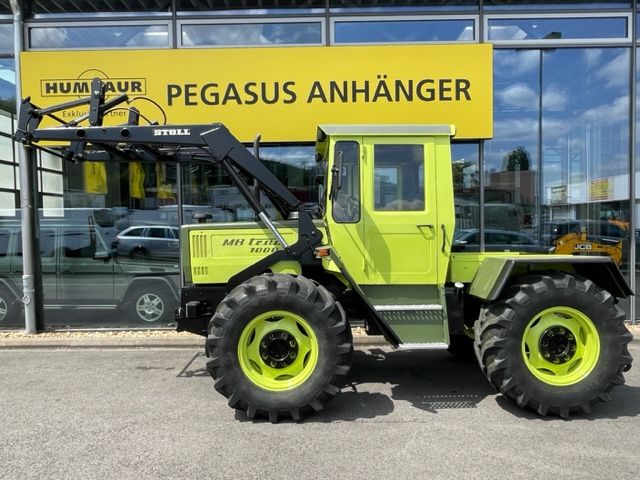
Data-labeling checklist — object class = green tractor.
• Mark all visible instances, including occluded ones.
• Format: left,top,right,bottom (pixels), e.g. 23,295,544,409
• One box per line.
16,80,633,422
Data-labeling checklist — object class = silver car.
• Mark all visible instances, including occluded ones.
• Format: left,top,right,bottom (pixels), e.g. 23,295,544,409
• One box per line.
113,225,180,261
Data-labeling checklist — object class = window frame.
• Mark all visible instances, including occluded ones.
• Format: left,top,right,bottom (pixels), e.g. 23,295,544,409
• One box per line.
178,17,326,48
330,14,478,45
25,20,173,51
484,12,633,46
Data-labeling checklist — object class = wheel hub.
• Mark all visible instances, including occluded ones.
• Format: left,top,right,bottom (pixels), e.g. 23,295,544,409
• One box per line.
259,330,298,369
539,326,577,364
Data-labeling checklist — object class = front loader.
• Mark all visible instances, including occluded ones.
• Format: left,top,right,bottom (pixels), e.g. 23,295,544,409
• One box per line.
15,79,633,421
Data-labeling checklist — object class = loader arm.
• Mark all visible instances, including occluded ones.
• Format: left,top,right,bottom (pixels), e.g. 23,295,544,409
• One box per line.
14,78,324,283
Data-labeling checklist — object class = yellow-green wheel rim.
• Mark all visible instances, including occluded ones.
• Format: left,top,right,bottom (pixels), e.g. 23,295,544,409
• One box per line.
521,306,600,386
238,310,319,392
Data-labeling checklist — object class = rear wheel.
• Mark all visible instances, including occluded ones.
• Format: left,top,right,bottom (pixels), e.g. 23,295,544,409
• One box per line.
206,274,353,423
474,272,632,417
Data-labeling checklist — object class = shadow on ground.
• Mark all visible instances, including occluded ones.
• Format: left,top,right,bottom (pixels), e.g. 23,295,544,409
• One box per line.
179,347,640,422
176,352,208,378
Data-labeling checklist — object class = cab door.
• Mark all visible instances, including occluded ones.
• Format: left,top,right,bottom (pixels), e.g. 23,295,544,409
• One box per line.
362,137,438,285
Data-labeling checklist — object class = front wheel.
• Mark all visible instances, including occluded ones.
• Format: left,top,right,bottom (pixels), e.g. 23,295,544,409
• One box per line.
206,274,353,423
474,272,633,417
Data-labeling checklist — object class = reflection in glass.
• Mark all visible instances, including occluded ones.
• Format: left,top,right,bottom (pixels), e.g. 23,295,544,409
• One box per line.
484,50,540,250
452,143,480,249
541,48,630,257
334,19,474,44
0,24,13,54
181,146,318,223
182,23,322,46
488,17,628,41
29,25,170,49
0,59,16,114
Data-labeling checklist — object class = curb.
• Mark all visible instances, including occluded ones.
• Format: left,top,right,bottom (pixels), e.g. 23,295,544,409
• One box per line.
0,333,388,349
1,329,638,350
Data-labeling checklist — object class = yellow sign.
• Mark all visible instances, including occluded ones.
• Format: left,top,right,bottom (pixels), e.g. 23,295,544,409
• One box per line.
20,44,493,142
589,177,613,201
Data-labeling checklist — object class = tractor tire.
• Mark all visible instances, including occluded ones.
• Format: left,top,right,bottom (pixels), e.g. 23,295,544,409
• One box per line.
474,272,633,418
206,274,353,423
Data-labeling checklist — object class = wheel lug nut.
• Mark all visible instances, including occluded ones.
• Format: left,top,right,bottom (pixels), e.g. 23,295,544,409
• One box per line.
281,332,287,339
543,352,551,358
289,340,296,348
261,353,268,360
290,352,297,359
270,361,276,368
558,328,565,335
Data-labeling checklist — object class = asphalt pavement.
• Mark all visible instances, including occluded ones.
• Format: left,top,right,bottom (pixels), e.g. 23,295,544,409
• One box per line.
1,344,639,480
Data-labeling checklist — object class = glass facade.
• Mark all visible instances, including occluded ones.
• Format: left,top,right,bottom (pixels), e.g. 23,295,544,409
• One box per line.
2,1,640,329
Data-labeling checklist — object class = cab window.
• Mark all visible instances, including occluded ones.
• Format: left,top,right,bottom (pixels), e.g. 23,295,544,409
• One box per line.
332,141,360,223
374,144,425,211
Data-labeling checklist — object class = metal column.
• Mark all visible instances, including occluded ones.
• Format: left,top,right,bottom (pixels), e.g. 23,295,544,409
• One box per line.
11,0,44,332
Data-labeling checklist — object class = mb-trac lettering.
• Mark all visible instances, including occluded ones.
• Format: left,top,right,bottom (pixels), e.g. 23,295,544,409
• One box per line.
15,78,634,422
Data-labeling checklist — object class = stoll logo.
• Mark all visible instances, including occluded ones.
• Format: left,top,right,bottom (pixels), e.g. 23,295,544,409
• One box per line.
40,75,147,97
153,128,191,136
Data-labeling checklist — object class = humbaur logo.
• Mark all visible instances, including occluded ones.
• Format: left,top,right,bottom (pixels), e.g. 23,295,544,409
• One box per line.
40,75,147,97
153,128,191,136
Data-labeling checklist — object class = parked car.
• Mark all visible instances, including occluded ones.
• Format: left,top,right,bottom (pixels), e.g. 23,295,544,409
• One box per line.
453,228,546,253
542,219,628,246
0,220,179,325
113,225,180,261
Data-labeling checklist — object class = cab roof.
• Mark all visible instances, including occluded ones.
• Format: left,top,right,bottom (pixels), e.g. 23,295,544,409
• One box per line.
317,124,456,138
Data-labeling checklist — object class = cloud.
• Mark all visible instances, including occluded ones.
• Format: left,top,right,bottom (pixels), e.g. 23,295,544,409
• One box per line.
583,49,603,69
541,118,572,142
595,52,629,89
582,95,628,123
542,86,567,111
30,27,69,48
494,50,540,78
496,83,537,109
493,118,539,141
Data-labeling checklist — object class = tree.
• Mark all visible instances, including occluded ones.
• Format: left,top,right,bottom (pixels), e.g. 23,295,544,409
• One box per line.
502,146,530,172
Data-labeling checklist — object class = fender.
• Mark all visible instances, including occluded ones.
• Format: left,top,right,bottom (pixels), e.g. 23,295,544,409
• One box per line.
469,255,632,302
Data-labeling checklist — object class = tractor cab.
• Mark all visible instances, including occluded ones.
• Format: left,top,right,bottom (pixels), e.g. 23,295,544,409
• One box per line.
316,125,456,288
